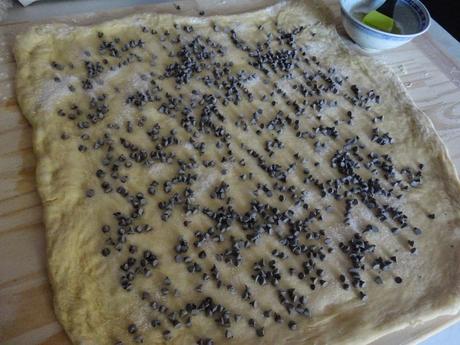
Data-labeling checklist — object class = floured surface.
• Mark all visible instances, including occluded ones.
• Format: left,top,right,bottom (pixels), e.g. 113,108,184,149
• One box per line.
13,1,460,344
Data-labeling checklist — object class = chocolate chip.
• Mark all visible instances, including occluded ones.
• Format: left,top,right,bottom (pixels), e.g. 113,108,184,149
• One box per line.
413,227,422,235
128,324,137,334
256,327,265,337
86,189,95,198
274,313,282,323
101,225,111,233
163,330,172,340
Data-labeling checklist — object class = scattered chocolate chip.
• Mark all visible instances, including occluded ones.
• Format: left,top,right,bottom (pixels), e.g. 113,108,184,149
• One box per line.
413,227,422,236
163,330,172,340
128,324,137,334
374,276,383,285
256,327,265,337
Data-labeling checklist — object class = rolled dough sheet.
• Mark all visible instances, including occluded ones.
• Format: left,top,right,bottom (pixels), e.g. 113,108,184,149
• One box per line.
13,0,460,344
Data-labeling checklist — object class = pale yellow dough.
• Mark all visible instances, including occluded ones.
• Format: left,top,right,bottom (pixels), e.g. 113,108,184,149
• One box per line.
14,1,460,345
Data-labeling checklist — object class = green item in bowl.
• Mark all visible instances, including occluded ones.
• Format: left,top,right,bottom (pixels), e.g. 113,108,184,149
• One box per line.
363,10,395,33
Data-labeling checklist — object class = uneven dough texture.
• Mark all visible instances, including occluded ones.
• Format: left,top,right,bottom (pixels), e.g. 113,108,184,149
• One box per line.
14,1,460,344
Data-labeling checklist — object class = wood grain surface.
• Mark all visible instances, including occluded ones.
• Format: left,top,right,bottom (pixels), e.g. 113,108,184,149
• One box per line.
0,1,459,344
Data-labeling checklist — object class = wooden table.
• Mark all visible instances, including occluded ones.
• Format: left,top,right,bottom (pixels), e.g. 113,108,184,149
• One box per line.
0,1,459,344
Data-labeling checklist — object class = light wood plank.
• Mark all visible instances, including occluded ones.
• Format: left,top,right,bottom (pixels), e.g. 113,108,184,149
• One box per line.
0,1,459,344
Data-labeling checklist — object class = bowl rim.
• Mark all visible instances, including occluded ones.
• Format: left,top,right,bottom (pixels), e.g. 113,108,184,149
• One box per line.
339,0,432,38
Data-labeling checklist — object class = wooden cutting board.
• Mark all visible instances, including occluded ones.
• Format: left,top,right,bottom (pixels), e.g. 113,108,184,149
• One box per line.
0,1,459,344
